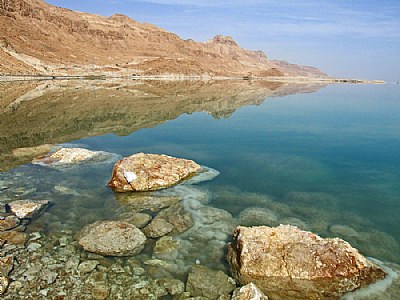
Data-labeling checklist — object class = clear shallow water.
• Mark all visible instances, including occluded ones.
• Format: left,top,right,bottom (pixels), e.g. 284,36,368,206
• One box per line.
1,81,400,267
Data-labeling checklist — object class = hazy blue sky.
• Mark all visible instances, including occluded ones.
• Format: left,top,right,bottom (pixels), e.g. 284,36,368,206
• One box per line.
45,0,400,81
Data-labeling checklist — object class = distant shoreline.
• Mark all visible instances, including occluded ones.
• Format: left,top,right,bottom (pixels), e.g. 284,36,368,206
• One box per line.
0,74,386,84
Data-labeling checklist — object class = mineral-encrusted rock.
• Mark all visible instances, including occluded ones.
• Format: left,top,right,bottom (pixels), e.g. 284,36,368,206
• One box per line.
32,147,116,168
77,221,147,256
8,199,49,219
232,283,269,300
108,153,201,192
227,225,387,300
186,265,236,299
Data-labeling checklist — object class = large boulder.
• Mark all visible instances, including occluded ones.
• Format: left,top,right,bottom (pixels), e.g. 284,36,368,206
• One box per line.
77,221,147,256
227,225,386,300
108,153,201,192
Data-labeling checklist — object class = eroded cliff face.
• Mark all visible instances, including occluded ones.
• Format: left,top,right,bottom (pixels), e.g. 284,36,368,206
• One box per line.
0,0,327,77
0,80,327,170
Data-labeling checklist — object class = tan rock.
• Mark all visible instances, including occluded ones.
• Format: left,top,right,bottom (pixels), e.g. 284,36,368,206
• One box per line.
91,283,110,300
142,218,174,238
118,212,152,228
77,221,147,256
227,225,387,300
186,265,236,299
0,231,28,245
0,216,20,231
232,283,269,300
156,202,194,234
0,276,9,296
32,147,115,168
8,199,49,219
108,153,201,192
116,194,181,212
0,256,13,277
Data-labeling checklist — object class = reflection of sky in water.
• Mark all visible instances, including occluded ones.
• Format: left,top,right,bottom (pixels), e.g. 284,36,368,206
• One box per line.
81,84,400,262
2,83,399,265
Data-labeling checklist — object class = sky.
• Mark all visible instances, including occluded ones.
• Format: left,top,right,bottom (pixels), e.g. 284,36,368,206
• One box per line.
44,0,400,82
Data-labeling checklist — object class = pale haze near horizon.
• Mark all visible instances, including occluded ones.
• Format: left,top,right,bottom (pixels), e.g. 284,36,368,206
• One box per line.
45,0,400,82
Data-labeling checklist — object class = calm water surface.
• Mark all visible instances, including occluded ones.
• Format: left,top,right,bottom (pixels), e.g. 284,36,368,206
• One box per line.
1,81,400,266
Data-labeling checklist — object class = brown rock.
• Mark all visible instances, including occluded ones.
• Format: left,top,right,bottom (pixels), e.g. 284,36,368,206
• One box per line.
0,216,20,231
0,231,28,245
232,283,269,300
156,202,194,234
227,225,387,300
8,199,49,219
91,283,110,300
118,212,152,228
116,194,181,212
186,265,236,299
0,256,13,277
142,218,174,238
77,220,147,256
0,276,9,296
108,153,201,192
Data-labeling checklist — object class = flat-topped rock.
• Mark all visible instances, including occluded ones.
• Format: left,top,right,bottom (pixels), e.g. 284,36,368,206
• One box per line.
227,225,387,300
108,153,201,192
77,221,147,256
32,147,116,168
8,200,49,219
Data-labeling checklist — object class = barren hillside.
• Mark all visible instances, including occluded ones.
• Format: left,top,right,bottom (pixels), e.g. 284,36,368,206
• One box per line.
0,0,327,78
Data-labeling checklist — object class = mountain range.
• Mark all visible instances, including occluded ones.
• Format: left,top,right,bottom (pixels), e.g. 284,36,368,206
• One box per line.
0,0,327,78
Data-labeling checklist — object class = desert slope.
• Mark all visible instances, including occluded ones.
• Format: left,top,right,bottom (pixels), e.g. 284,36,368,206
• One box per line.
0,0,327,78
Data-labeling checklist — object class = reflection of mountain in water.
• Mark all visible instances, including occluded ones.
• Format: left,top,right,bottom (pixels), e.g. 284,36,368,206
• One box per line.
0,80,326,170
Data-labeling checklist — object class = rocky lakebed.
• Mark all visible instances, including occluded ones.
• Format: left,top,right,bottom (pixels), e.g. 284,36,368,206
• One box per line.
0,147,400,299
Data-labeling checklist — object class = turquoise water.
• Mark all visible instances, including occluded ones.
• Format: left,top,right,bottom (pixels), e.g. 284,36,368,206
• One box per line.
1,82,400,266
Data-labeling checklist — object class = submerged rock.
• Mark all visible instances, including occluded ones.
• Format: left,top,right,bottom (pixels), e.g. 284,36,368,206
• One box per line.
227,225,387,300
32,147,117,169
186,265,236,299
0,216,20,231
237,207,279,227
8,199,49,219
142,218,174,238
0,256,14,277
108,153,202,192
0,231,28,245
77,221,147,256
116,194,181,213
118,212,152,228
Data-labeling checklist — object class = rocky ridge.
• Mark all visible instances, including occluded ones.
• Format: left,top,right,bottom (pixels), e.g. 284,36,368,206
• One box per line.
0,0,327,78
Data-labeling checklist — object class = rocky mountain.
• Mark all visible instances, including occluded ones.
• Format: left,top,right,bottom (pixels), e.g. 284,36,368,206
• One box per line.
0,0,327,78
